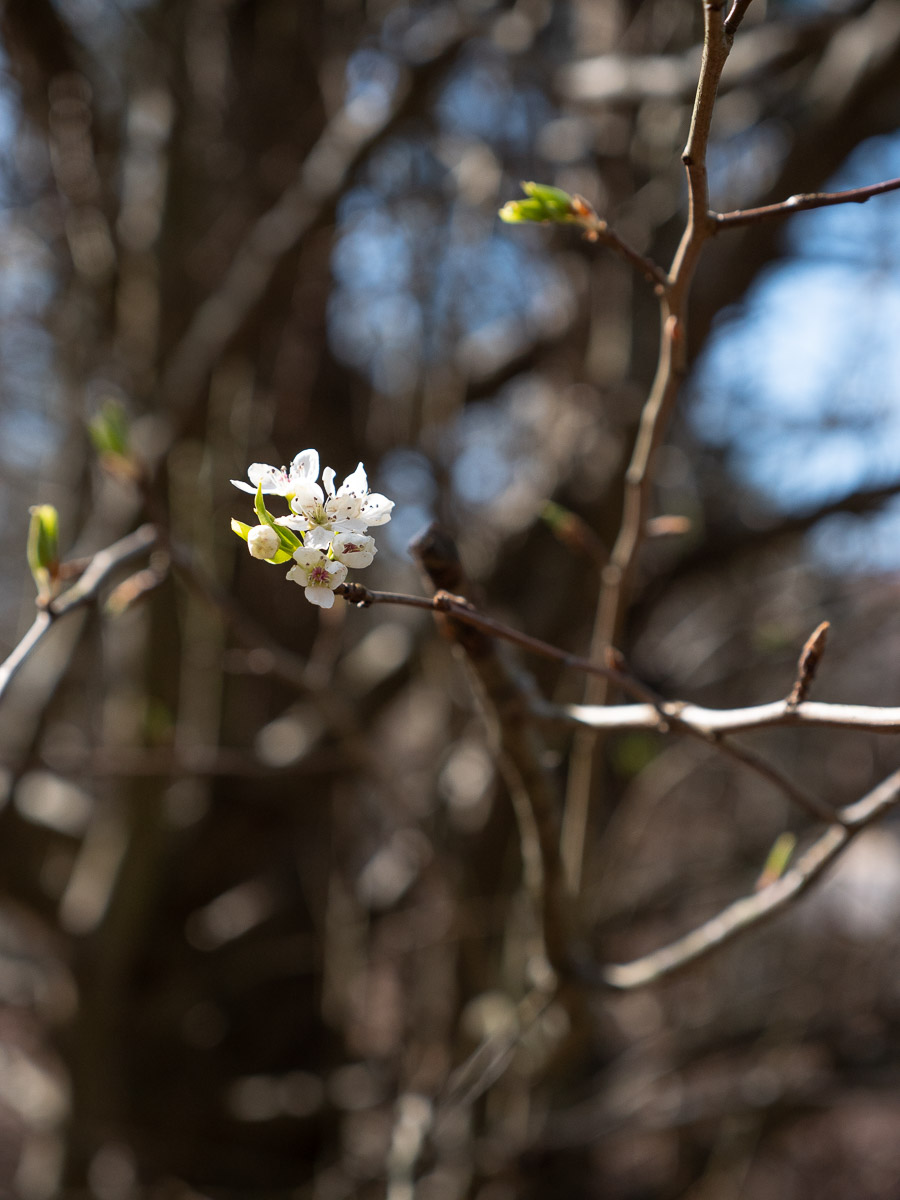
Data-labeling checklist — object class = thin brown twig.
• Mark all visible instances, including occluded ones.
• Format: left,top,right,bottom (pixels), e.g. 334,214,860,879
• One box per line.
341,581,829,826
712,175,900,230
405,537,574,981
603,652,836,824
0,524,158,706
338,581,863,825
723,0,757,37
337,582,658,704
597,0,732,643
574,201,668,290
598,647,832,823
592,223,668,290
705,735,836,824
340,580,888,825
600,764,900,989
563,0,734,892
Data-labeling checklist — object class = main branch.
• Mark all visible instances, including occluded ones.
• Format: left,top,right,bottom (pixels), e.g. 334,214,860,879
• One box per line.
563,0,735,892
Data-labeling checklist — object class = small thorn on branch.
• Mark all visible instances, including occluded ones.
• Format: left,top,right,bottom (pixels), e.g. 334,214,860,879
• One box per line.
787,621,830,707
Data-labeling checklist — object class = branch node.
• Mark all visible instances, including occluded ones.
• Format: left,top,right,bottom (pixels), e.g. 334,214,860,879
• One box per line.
433,589,473,614
338,581,373,608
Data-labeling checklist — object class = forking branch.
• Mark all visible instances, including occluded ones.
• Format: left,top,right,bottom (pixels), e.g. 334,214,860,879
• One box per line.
0,524,159,707
471,0,900,1000
556,0,900,896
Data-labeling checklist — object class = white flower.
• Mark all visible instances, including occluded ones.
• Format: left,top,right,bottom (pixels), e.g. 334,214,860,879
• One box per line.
330,531,376,569
286,548,347,608
329,462,394,528
247,524,281,560
280,460,394,548
231,449,319,498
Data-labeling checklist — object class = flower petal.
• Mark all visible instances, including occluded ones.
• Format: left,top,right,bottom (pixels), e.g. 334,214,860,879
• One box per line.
290,449,319,483
305,585,335,608
328,495,361,522
303,527,334,550
331,532,376,568
360,494,394,526
292,547,327,569
324,560,348,585
338,462,368,497
247,463,292,493
290,479,324,512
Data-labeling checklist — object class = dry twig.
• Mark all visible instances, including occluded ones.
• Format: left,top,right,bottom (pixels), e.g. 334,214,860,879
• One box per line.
0,524,158,706
563,0,742,892
601,765,900,988
712,175,900,229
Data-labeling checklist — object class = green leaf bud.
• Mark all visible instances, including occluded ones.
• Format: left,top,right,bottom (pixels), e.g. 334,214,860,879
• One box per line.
88,399,131,458
27,505,60,602
499,182,577,225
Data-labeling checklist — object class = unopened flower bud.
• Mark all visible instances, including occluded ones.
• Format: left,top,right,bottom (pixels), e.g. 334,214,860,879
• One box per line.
247,524,280,560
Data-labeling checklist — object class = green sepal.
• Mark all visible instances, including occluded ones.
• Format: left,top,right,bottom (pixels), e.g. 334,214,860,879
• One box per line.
255,485,301,550
27,504,60,602
253,482,274,526
231,518,252,544
232,507,299,564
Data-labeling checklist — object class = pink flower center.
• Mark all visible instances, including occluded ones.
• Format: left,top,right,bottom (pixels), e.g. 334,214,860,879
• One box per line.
308,565,330,585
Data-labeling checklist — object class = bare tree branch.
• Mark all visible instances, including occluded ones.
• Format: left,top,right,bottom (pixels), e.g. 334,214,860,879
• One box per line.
555,697,900,736
0,524,158,706
704,736,836,824
408,529,574,981
724,0,757,37
712,174,900,229
573,198,668,289
601,765,900,989
563,0,742,893
339,582,836,823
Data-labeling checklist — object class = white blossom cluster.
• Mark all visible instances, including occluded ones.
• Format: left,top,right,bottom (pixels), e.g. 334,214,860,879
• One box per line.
231,449,394,608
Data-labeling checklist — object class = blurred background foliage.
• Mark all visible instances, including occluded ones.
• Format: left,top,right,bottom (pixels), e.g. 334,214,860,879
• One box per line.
0,0,900,1196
